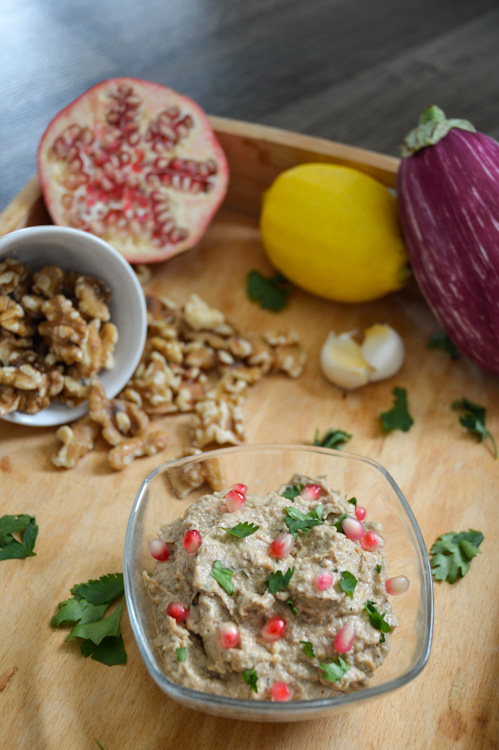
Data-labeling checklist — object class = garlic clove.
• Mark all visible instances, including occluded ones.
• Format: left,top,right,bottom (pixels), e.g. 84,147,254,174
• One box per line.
360,324,405,382
320,332,374,389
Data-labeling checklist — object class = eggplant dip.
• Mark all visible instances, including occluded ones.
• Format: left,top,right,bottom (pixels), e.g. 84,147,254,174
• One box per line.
145,474,403,701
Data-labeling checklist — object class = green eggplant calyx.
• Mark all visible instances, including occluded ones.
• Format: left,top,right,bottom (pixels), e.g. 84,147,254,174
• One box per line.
401,106,476,157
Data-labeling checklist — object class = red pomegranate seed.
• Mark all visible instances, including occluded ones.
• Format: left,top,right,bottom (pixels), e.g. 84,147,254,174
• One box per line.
218,622,241,649
261,616,287,642
183,529,202,554
355,506,367,521
315,569,334,591
225,488,246,512
231,483,247,497
269,532,295,558
300,484,322,502
342,516,365,541
360,530,385,551
166,601,189,622
271,681,291,702
386,575,410,595
334,623,356,653
149,538,169,561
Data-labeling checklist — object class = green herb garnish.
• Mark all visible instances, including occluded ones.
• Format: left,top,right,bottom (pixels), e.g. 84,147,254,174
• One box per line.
282,485,303,501
379,633,386,644
347,497,357,509
452,398,497,459
176,647,188,662
211,560,234,595
0,514,38,560
267,567,295,593
376,564,382,574
242,668,259,693
319,657,350,682
380,386,414,433
284,505,323,537
430,529,484,583
339,571,357,599
365,601,393,633
71,573,124,605
313,428,352,450
333,513,348,534
300,641,316,658
221,522,259,538
246,270,291,312
427,330,460,359
286,598,297,616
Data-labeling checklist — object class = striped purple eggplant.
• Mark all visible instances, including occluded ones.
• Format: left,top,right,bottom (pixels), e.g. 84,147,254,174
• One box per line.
397,106,499,377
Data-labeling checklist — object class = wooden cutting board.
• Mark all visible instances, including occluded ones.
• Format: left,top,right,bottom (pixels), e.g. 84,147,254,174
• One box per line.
1,119,497,750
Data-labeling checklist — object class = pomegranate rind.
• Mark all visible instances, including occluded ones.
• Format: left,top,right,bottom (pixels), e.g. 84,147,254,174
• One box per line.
37,78,229,263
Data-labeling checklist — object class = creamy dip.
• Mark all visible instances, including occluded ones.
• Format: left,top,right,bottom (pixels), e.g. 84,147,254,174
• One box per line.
145,474,397,701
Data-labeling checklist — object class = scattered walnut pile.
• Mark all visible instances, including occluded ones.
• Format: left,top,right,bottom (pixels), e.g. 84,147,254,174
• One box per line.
0,258,118,415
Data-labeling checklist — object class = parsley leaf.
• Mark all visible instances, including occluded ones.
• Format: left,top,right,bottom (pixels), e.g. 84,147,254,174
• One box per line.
51,598,108,627
339,571,357,599
66,598,125,645
427,330,460,359
0,514,38,560
365,601,393,633
313,428,352,450
286,598,297,616
211,560,234,595
242,668,258,693
284,505,323,537
220,522,259,538
266,567,295,593
176,647,188,662
300,641,316,658
333,513,348,534
246,270,291,312
319,657,350,682
81,635,127,666
452,398,497,459
282,485,303,501
430,529,484,583
347,497,357,509
71,573,124,605
380,386,414,433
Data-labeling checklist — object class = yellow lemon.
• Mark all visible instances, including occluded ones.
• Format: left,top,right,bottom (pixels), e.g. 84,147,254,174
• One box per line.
260,163,409,303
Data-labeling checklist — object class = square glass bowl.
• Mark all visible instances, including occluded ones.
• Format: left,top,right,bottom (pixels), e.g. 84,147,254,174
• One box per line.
124,444,433,722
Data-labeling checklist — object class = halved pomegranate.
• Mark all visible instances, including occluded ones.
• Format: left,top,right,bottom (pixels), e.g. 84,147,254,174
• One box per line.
37,78,229,263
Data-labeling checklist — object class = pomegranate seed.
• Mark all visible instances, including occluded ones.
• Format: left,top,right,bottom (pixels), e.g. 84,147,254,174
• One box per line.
231,483,247,497
334,623,356,653
271,681,291,702
149,539,169,561
315,569,334,591
183,529,202,554
360,530,385,551
342,516,365,541
225,488,246,512
386,575,410,595
166,601,189,622
218,622,241,649
300,484,322,502
355,506,366,521
269,533,295,558
261,616,286,642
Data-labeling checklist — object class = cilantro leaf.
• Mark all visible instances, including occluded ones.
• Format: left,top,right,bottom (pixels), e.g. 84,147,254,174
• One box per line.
365,601,393,633
430,529,484,583
380,387,413,432
427,330,460,359
300,640,316,658
333,513,349,534
51,598,108,627
246,270,291,312
221,522,259,538
281,485,304,501
176,647,188,662
347,497,357,509
284,505,323,537
0,514,38,560
313,428,352,450
0,514,34,536
71,573,124,605
376,564,382,574
266,567,295,593
81,634,127,666
286,598,297,616
211,560,234,595
66,598,125,645
452,398,497,459
242,668,258,693
319,657,350,682
339,571,357,599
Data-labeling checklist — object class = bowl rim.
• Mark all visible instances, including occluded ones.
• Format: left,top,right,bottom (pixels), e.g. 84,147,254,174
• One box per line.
124,443,434,717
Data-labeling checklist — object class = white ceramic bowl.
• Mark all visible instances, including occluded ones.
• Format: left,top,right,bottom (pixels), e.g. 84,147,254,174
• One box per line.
0,225,147,427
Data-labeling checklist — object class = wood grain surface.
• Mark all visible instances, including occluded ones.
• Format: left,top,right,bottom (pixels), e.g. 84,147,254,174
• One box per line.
0,122,498,749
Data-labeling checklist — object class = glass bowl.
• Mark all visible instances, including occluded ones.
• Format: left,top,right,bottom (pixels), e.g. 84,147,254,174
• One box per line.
124,444,433,722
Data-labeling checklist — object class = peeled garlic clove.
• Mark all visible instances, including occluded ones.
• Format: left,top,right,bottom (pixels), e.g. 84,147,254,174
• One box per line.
360,324,404,382
320,332,374,390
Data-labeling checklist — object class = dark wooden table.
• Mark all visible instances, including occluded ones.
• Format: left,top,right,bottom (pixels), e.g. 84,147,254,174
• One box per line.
1,0,498,211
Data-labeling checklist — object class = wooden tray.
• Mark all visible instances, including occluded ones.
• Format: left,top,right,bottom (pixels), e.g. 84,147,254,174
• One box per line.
1,118,497,750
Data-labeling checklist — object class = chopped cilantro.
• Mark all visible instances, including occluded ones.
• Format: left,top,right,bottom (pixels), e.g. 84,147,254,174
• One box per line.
267,567,295,593
430,529,484,583
211,560,234,595
452,398,497,459
282,485,303,501
284,505,323,537
246,270,291,312
313,428,352,450
221,522,259,538
347,497,357,509
376,564,382,574
380,386,414,433
319,657,350,682
379,633,386,644
286,598,297,616
338,571,357,599
176,647,188,662
0,514,38,560
365,601,393,633
242,668,258,693
333,513,348,534
300,640,316,658
427,330,460,359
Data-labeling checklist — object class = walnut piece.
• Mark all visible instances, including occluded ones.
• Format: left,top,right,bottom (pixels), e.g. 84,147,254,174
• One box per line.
108,430,169,471
0,296,35,336
39,295,88,365
0,259,30,295
88,379,149,446
190,394,246,449
0,386,20,416
52,416,100,469
75,275,111,322
32,266,65,298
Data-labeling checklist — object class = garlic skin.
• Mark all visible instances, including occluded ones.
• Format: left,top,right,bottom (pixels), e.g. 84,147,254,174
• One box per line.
360,324,405,382
320,332,374,390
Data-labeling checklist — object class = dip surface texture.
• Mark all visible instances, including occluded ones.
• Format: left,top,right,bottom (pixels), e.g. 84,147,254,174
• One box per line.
145,475,397,700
